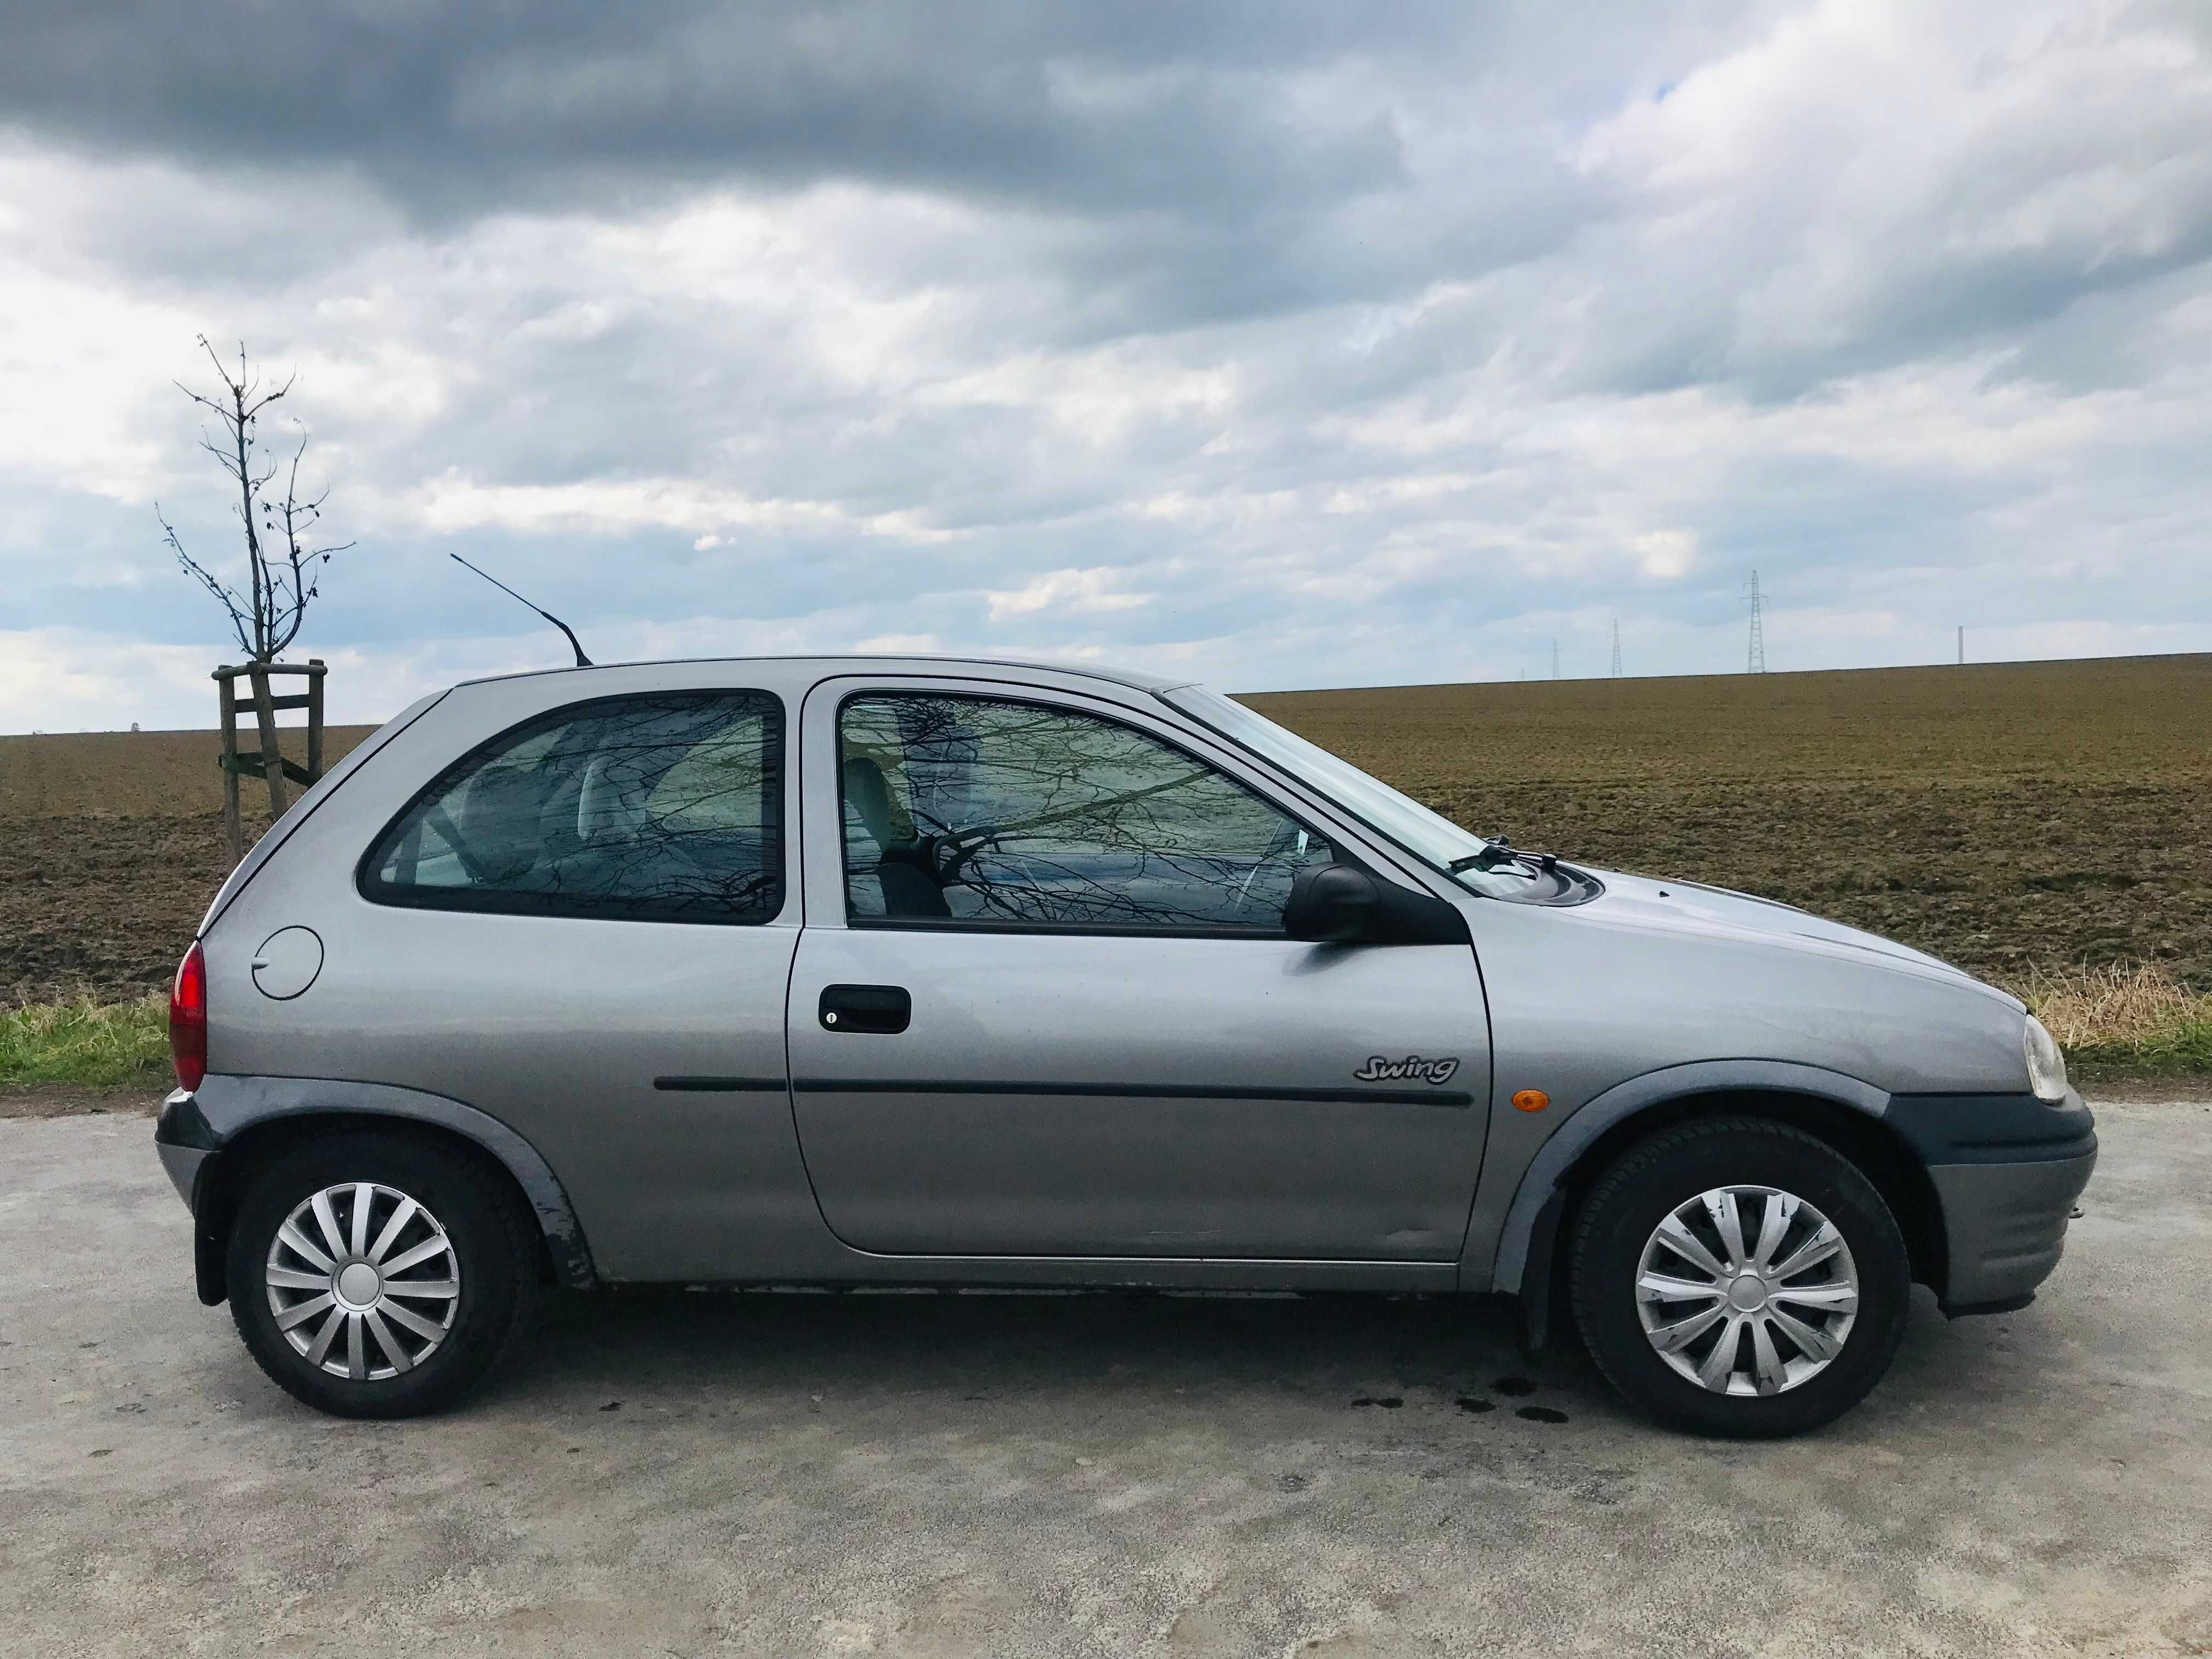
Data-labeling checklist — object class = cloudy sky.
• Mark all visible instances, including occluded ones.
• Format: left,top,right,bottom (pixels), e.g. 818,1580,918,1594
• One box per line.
3,1,2209,731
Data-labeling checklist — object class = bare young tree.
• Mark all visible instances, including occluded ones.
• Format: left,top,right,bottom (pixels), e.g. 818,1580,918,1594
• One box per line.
159,337,354,850
156,336,353,662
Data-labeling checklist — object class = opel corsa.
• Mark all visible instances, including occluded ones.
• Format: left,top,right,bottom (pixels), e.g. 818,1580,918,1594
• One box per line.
155,656,2096,1436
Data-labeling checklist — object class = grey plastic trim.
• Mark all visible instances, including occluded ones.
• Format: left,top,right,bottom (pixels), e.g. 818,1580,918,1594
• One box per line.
1486,1059,1892,1294
792,1077,1475,1107
653,1076,787,1093
187,1073,597,1288
710,1255,1456,1293
156,1142,211,1210
1927,1151,2095,1309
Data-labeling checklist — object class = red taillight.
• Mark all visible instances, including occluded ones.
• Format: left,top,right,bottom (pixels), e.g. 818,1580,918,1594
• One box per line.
170,941,207,1092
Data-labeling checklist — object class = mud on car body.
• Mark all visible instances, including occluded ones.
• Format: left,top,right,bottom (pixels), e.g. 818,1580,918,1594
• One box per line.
157,654,2095,1435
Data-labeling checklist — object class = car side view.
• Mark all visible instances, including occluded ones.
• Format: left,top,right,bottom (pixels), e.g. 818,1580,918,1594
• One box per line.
155,656,2097,1436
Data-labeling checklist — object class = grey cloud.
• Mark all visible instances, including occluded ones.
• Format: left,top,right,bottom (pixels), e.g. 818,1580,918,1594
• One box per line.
0,2,1709,342
1,2,1435,219
5,0,2211,732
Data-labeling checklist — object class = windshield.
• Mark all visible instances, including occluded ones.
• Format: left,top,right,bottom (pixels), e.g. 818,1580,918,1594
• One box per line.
1161,688,1542,899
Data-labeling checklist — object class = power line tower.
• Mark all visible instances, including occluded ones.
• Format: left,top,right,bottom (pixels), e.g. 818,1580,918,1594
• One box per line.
1744,570,1768,673
1551,638,1560,680
1610,619,1623,679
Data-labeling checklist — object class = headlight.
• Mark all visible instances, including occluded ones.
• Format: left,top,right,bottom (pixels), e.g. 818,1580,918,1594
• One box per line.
2024,1015,2069,1103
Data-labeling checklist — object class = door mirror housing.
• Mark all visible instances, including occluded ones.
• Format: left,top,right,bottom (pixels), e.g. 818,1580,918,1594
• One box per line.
1284,864,1383,943
1283,861,1473,946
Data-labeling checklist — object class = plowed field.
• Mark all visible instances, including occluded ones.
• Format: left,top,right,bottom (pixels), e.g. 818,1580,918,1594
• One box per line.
4,654,2208,1005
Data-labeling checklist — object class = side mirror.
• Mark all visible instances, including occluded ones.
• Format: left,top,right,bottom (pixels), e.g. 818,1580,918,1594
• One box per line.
1283,863,1381,943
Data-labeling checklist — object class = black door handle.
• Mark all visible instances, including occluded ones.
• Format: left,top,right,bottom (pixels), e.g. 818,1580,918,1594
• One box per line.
820,984,911,1034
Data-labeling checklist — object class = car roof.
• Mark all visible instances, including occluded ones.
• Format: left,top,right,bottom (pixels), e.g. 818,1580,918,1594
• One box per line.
449,653,1199,696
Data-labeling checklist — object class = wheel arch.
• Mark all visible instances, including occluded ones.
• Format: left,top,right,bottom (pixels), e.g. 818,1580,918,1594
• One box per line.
1489,1062,1946,1342
182,1075,596,1306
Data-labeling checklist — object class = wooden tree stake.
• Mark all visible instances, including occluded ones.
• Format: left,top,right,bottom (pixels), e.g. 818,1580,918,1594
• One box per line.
217,669,243,859
249,664,287,819
212,659,329,862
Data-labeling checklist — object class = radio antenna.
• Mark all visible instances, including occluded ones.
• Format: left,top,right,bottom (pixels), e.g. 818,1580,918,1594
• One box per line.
448,554,592,667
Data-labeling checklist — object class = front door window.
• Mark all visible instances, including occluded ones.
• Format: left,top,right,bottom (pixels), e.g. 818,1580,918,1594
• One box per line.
837,693,1331,930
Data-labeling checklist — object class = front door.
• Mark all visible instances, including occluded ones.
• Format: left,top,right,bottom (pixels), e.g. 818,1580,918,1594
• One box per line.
785,679,1492,1261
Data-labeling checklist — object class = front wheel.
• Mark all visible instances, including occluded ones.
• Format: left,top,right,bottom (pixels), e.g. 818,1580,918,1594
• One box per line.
1568,1118,1911,1438
225,1131,537,1418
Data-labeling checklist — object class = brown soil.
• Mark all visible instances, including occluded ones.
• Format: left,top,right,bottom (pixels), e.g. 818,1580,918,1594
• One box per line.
1248,652,2212,994
0,1084,162,1120
0,723,374,1004
0,725,374,818
4,653,2209,1006
1,812,257,1004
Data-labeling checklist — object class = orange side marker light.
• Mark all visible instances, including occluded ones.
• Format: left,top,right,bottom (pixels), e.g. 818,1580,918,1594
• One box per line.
1511,1089,1550,1113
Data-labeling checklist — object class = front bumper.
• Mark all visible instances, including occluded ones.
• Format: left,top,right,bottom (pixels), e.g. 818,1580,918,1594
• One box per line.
1927,1152,2097,1310
1887,1090,2097,1313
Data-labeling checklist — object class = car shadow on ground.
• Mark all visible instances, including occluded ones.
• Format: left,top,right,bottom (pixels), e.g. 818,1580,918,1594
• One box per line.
493,1286,1599,1418
469,1280,2008,1434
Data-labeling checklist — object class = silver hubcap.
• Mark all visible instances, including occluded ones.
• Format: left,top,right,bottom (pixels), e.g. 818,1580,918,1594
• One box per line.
1635,1185,1859,1397
265,1182,461,1381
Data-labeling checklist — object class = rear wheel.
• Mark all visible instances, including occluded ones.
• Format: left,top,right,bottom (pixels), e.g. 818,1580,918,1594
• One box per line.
225,1131,536,1418
1568,1118,1911,1438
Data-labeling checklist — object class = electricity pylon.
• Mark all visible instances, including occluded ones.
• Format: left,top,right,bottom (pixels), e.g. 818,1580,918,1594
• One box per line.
1745,571,1767,673
1611,620,1623,679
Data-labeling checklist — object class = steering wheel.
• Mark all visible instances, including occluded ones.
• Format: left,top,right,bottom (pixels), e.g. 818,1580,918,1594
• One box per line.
924,823,1006,885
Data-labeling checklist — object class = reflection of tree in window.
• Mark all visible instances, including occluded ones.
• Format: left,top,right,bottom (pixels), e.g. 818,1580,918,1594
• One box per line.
366,693,781,924
840,695,1330,928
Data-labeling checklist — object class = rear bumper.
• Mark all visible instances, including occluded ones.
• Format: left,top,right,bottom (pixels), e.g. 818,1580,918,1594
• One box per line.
154,1089,222,1213
156,1141,213,1210
155,1090,231,1304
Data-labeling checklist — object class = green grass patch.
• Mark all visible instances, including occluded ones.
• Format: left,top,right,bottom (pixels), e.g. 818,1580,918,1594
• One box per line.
2064,1020,2212,1079
0,994,171,1087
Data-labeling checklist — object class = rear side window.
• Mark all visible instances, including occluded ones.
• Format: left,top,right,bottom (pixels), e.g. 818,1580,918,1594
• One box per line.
361,692,782,924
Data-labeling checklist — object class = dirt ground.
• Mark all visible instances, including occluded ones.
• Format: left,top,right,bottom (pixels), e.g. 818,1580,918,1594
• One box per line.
0,724,375,818
4,653,2209,1005
0,724,374,1004
1250,652,2212,993
1,812,251,1005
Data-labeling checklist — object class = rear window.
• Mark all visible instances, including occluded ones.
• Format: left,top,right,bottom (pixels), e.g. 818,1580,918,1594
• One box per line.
359,691,782,925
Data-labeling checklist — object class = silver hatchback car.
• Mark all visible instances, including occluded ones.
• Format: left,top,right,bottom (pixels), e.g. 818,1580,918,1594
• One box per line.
155,655,2096,1436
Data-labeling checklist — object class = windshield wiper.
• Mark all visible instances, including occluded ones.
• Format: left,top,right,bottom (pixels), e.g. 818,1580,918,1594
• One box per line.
1448,837,1561,876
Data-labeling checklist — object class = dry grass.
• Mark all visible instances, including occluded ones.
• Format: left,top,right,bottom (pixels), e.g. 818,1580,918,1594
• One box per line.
0,993,170,1087
2015,963,2212,1075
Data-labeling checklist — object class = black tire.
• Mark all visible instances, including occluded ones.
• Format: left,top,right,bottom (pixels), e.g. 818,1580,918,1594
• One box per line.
225,1131,537,1419
1568,1117,1911,1439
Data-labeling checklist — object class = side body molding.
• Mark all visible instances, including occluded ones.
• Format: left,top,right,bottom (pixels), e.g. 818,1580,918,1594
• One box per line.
1484,1059,1892,1295
188,1074,596,1290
